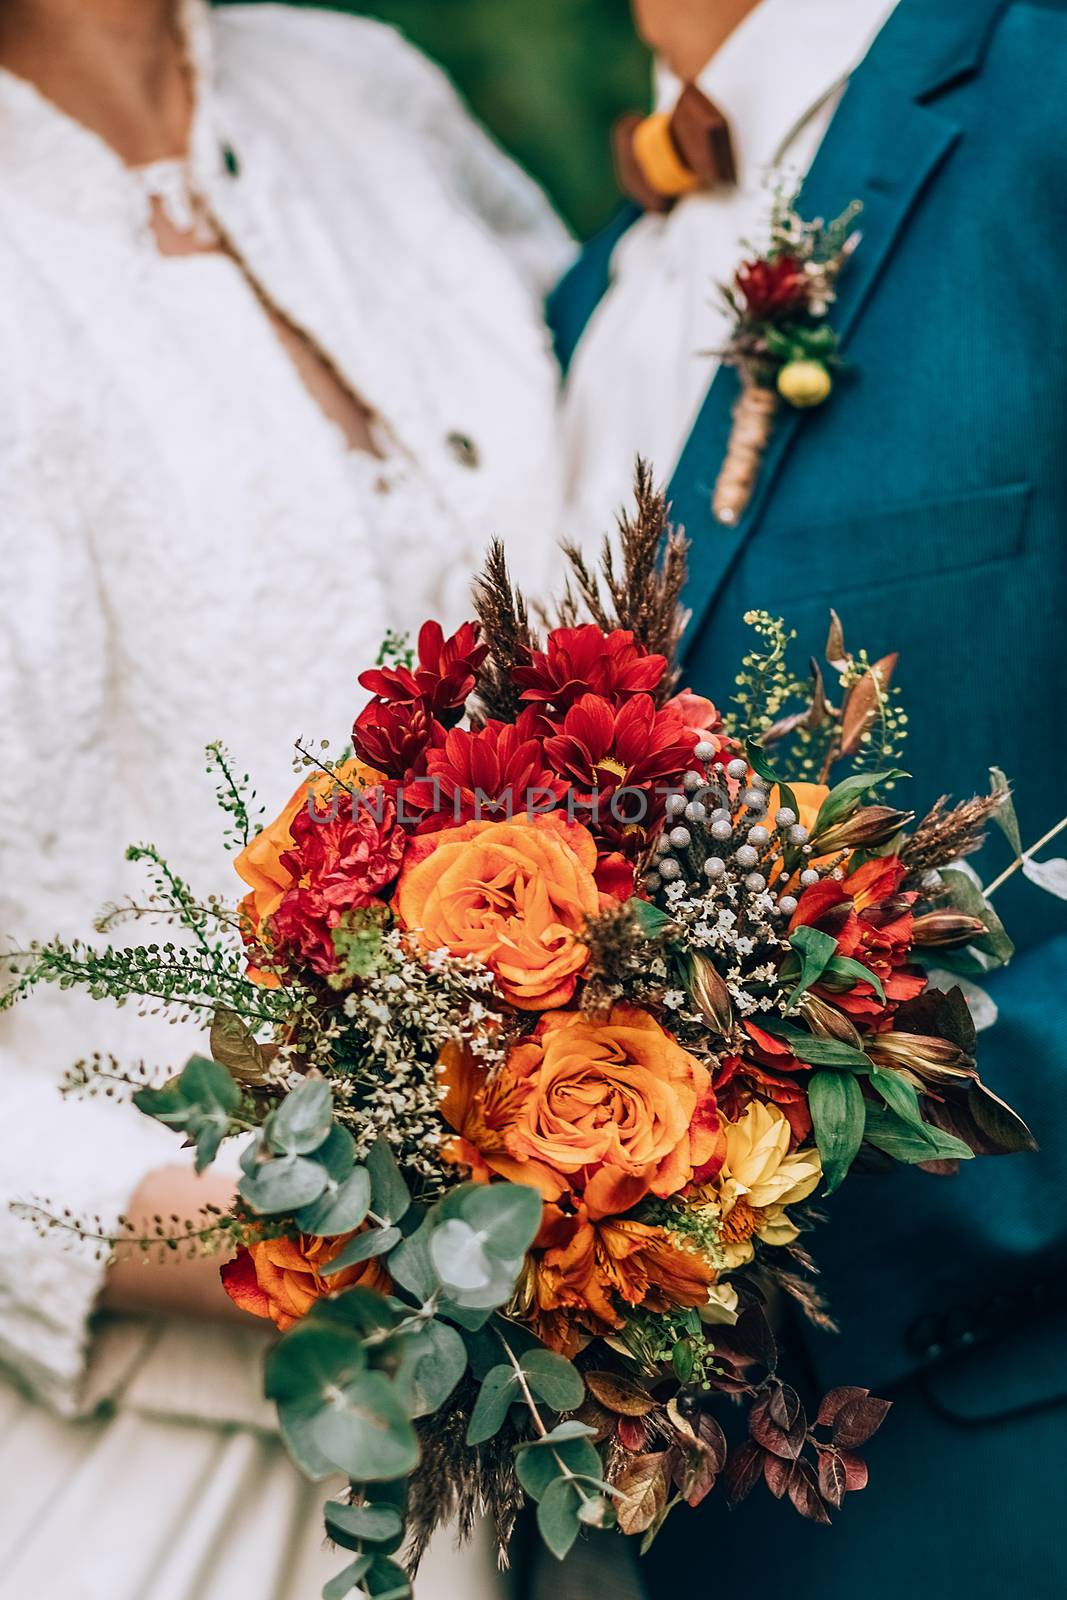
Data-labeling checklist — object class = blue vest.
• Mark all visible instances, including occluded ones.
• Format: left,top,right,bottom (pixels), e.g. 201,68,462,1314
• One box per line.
550,0,1067,1421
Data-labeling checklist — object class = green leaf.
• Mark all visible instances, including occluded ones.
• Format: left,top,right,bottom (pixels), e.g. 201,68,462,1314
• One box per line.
265,1324,367,1406
863,1106,975,1164
324,1502,404,1545
385,1216,439,1304
307,1285,404,1341
180,1053,241,1112
453,1182,544,1260
133,1055,241,1173
466,1364,520,1444
296,1167,372,1237
516,1420,599,1448
515,1435,603,1502
989,767,1022,858
391,1318,468,1418
821,955,885,1003
278,1398,337,1480
322,1556,372,1600
537,1476,582,1561
1022,856,1067,901
266,1078,334,1156
314,1123,357,1181
813,770,908,837
938,868,1014,965
869,1066,927,1130
311,1370,420,1480
321,1226,401,1276
366,1139,411,1225
787,926,839,1006
521,1348,585,1412
631,899,673,937
808,1070,866,1193
429,1220,522,1310
239,1154,328,1215
361,1556,413,1600
758,1021,872,1071
744,738,798,819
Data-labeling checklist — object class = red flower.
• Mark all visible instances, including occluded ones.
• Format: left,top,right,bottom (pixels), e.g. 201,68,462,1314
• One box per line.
543,693,697,846
665,689,731,756
411,709,568,831
514,625,667,714
352,697,436,780
266,789,407,976
358,621,486,722
790,857,926,1019
736,255,809,321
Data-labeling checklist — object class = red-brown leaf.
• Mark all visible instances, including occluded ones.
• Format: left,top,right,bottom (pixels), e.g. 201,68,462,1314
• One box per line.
695,1414,729,1476
614,1452,671,1537
833,1396,892,1449
767,1382,803,1432
816,1386,869,1427
723,1441,764,1508
617,1416,650,1452
763,1454,792,1499
817,1450,847,1509
787,1460,833,1524
839,1451,870,1492
586,1370,656,1417
750,1393,805,1459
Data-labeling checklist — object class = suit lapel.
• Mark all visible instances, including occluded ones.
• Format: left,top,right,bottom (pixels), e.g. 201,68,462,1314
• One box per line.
676,0,1009,652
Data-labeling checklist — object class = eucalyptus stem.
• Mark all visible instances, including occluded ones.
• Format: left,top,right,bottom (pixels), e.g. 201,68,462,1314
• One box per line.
984,813,1067,898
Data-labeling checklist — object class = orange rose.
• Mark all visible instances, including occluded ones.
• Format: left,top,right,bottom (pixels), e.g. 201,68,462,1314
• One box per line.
503,1005,723,1216
394,812,604,1010
439,1040,566,1200
220,1231,388,1332
235,758,383,930
523,1202,716,1356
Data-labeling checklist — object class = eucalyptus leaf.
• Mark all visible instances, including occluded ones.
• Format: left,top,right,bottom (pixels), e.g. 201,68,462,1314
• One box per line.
466,1364,520,1444
454,1182,543,1260
311,1370,420,1480
295,1166,372,1237
366,1138,411,1225
324,1502,404,1545
515,1436,603,1502
361,1556,413,1600
1022,856,1067,901
265,1324,367,1406
267,1077,334,1156
386,1218,439,1304
239,1153,328,1215
277,1397,338,1481
313,1123,357,1182
537,1475,582,1561
989,768,1022,857
391,1318,468,1418
322,1556,372,1600
808,1070,866,1193
322,1226,401,1276
520,1348,585,1412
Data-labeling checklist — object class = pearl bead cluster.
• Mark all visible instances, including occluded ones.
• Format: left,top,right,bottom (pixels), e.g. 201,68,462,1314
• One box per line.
645,751,816,915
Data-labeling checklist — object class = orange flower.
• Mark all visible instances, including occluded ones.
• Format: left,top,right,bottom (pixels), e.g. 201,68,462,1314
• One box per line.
235,758,383,930
394,812,604,1010
524,1202,716,1356
439,1041,566,1200
502,1006,722,1216
220,1232,388,1332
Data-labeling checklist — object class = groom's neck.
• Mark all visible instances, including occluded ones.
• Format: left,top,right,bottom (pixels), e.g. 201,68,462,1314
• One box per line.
0,0,193,164
635,0,763,83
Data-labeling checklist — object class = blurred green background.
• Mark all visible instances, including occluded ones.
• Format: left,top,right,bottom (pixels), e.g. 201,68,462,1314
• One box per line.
222,1,650,235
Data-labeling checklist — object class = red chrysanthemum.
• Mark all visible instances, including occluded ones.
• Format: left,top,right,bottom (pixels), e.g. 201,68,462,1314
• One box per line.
265,789,407,976
790,857,926,1019
513,625,668,715
352,697,436,781
543,692,697,846
358,620,487,722
736,254,810,321
411,708,568,831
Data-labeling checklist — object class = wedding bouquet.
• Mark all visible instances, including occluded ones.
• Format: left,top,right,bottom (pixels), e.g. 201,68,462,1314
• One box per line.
7,471,1036,1597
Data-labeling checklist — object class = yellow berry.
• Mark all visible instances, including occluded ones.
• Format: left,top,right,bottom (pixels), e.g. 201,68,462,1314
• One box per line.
777,360,833,408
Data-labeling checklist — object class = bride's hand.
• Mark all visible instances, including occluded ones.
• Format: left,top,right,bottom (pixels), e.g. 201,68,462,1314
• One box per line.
102,1164,259,1326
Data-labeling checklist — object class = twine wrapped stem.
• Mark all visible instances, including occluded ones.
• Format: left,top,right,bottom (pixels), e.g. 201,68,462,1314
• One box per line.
712,380,779,526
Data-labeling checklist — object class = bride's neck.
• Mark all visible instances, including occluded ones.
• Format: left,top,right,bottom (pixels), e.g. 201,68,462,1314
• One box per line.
0,0,194,165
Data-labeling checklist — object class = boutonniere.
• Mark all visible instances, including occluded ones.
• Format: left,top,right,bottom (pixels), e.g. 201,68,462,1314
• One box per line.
713,193,863,526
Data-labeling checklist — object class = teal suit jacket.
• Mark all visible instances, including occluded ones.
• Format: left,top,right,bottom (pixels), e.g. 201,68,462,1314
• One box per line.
550,0,1067,1587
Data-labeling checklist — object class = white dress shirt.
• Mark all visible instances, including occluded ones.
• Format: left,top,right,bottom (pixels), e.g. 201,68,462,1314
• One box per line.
560,0,900,544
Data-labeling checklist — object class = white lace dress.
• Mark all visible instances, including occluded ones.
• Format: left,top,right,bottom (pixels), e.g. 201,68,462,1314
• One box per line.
0,4,570,1596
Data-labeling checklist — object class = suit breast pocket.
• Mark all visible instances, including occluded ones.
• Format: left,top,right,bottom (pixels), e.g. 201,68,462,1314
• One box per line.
748,481,1033,605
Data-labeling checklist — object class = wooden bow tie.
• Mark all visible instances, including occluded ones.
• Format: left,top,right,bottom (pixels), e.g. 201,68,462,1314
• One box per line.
615,83,737,212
